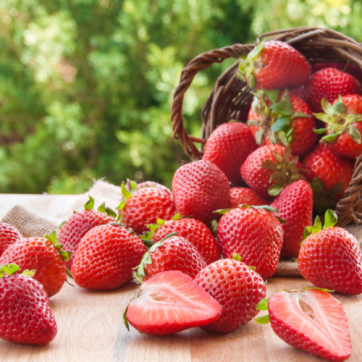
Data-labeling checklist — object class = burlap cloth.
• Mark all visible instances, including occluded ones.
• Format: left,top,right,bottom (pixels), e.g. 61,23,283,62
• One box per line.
2,180,362,277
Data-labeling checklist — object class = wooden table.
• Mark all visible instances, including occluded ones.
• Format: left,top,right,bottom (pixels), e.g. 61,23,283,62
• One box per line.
0,195,361,362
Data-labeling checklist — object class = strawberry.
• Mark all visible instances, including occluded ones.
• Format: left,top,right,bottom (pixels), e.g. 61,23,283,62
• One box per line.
304,67,362,113
0,232,70,297
147,214,220,264
203,122,257,185
71,223,146,290
240,144,304,198
238,40,311,90
118,183,176,234
59,196,116,269
230,187,270,208
137,181,172,196
255,288,352,362
125,270,222,335
172,160,230,225
0,264,57,345
0,223,22,257
298,210,362,295
270,180,313,258
133,234,207,282
216,206,284,279
194,256,266,334
314,95,362,159
248,89,317,156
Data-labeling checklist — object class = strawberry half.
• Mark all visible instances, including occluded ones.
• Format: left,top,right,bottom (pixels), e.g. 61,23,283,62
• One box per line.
125,270,222,335
256,288,352,362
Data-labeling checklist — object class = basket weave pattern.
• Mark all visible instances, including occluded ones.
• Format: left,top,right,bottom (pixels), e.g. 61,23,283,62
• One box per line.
171,27,362,227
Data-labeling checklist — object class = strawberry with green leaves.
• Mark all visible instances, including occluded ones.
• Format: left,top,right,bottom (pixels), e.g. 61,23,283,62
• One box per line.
298,210,362,295
229,187,270,208
0,231,71,297
255,288,352,362
0,223,22,257
0,264,57,345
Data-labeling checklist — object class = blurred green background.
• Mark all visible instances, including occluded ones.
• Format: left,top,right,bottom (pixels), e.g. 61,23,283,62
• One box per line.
1,0,361,193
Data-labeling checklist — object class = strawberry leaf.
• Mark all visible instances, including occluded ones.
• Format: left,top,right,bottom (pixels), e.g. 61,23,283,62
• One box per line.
255,315,270,324
262,88,279,103
323,210,338,229
121,182,133,201
321,133,338,143
256,298,269,311
232,253,242,261
270,100,293,117
214,209,231,215
268,182,284,196
348,125,362,144
278,130,289,146
21,269,36,277
333,95,347,113
84,196,94,210
97,202,106,213
313,128,328,134
59,220,66,230
271,117,290,132
321,98,335,116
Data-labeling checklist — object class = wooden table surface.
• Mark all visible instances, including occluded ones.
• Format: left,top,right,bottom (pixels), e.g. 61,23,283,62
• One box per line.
0,195,361,362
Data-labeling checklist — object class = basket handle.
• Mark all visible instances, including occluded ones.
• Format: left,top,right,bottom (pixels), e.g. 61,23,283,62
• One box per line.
171,43,252,159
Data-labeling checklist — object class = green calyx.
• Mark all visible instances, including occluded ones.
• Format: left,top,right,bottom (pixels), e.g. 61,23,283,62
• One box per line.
115,180,138,222
142,213,183,240
232,253,256,270
44,231,72,262
254,297,270,324
0,264,35,278
261,145,305,196
302,209,337,243
84,195,116,218
314,96,362,144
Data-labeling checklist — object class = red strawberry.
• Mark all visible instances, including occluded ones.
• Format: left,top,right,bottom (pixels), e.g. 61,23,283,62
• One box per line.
133,234,206,282
59,196,116,269
229,187,270,208
137,181,172,196
240,144,304,198
148,215,220,264
238,40,311,90
172,160,230,225
0,232,70,297
304,67,362,113
203,122,257,185
216,206,284,279
0,223,22,257
194,256,266,334
314,95,362,159
71,224,146,290
270,180,313,258
248,90,317,156
298,210,362,295
0,264,57,345
125,270,222,335
256,289,351,362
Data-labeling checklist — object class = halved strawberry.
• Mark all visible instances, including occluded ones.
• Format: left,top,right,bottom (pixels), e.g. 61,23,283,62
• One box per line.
256,288,352,362
125,271,222,335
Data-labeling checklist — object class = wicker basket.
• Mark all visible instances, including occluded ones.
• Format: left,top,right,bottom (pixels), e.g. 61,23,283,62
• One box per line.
171,27,362,227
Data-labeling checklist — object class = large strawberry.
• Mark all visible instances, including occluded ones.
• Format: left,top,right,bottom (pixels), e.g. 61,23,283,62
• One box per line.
125,271,222,335
304,67,362,113
0,264,57,345
172,160,230,225
194,256,266,334
203,122,257,185
298,210,362,295
71,223,146,290
229,187,270,208
238,40,311,90
216,206,284,279
314,95,362,159
270,180,313,258
240,144,304,198
59,196,116,269
0,223,22,257
248,89,316,156
255,288,352,362
0,232,71,297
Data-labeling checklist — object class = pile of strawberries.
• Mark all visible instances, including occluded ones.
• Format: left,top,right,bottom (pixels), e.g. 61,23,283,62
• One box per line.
1,39,362,362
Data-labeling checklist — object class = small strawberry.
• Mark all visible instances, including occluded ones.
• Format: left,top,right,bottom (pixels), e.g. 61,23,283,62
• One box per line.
304,67,362,113
59,196,116,269
203,122,257,185
255,288,352,362
298,210,362,295
238,40,311,90
71,223,146,290
125,270,222,335
248,89,316,156
0,232,71,297
194,256,266,334
0,264,57,345
137,181,172,196
230,187,270,208
0,223,22,257
216,206,284,279
314,95,362,159
270,180,313,258
172,160,230,225
133,233,206,282
240,144,304,198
